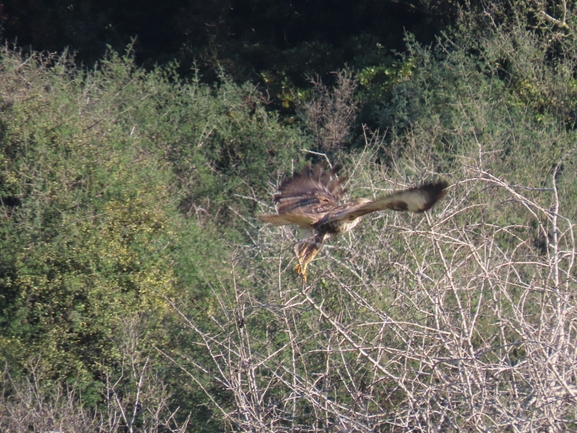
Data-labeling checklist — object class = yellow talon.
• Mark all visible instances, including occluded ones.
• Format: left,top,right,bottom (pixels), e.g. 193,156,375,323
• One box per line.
294,262,307,282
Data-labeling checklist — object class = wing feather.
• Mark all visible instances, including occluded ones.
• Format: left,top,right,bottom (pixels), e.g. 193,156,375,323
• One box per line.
257,213,317,227
357,181,448,216
316,181,448,224
273,162,346,216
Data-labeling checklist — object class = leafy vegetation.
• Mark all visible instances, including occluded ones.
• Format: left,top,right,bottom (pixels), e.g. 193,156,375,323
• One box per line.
1,1,577,432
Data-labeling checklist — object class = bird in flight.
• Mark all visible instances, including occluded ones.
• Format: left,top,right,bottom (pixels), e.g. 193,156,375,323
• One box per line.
258,162,448,282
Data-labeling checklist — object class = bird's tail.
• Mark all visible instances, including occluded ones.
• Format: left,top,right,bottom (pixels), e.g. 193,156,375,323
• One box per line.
294,233,325,282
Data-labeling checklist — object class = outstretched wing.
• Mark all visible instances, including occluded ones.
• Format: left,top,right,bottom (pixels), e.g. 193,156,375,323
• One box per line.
257,213,317,227
257,162,346,226
317,180,448,225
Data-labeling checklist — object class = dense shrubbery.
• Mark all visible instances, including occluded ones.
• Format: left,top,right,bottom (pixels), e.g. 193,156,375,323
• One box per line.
0,48,303,430
1,2,577,432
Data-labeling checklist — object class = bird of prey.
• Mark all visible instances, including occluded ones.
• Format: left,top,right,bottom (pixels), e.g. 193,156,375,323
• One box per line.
258,162,448,282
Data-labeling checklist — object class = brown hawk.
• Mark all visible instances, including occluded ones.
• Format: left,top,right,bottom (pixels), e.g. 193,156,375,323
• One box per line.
258,162,448,282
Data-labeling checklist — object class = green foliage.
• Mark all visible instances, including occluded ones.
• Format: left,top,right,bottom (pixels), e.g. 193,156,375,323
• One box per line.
0,51,179,396
137,73,304,225
3,2,577,431
0,47,302,427
357,12,577,207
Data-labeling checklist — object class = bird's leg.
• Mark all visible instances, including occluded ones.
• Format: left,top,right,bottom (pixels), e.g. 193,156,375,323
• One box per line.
294,241,309,282
294,262,307,282
293,234,324,282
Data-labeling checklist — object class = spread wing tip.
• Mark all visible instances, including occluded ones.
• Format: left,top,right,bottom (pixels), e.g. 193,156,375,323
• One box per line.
417,180,449,212
357,179,449,214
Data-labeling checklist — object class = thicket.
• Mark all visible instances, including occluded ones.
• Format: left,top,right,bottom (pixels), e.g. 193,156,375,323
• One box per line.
1,1,577,432
174,4,577,432
0,49,303,431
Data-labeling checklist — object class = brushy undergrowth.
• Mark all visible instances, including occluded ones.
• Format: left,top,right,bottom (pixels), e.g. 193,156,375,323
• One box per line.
2,3,577,432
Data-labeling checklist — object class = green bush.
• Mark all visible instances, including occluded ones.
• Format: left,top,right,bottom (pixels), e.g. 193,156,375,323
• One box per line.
0,50,179,396
0,47,304,428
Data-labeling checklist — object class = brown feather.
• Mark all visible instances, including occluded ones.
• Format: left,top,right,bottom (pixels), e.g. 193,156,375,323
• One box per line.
274,162,346,216
318,181,448,225
257,213,317,227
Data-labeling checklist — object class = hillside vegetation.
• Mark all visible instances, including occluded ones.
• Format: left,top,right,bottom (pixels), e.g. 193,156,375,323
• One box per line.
1,3,577,432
